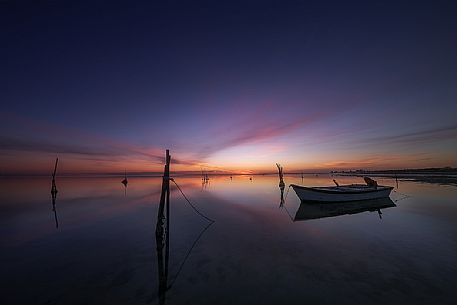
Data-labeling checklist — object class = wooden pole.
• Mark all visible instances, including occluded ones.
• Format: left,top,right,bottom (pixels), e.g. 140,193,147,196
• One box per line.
155,149,171,304
156,149,170,237
52,157,58,178
165,163,170,281
276,163,285,187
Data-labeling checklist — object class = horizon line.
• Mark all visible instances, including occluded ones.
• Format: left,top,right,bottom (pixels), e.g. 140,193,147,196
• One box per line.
1,166,456,177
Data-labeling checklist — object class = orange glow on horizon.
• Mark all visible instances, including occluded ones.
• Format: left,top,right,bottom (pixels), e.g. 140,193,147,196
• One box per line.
1,148,456,175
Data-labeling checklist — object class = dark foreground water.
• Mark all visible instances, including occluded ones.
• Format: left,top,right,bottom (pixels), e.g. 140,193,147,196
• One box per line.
1,175,457,305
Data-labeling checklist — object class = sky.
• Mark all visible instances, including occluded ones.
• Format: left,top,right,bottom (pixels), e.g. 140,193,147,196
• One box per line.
1,0,457,174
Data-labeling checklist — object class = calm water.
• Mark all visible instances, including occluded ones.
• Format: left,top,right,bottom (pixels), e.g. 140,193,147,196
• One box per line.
1,175,457,305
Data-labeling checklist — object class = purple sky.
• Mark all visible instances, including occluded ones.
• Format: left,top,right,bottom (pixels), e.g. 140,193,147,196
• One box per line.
1,0,457,174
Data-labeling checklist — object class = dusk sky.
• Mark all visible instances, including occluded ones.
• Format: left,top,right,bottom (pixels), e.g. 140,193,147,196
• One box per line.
1,0,457,174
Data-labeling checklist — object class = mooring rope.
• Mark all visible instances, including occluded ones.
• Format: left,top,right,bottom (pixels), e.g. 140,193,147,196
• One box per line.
169,178,215,223
164,178,215,289
167,221,214,289
284,184,292,202
282,202,295,222
279,185,295,221
392,189,412,203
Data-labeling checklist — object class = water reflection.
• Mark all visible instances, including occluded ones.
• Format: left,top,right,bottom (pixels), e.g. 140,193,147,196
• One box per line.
156,214,214,305
3,175,457,305
155,203,169,305
119,171,128,196
50,158,59,229
155,152,214,304
293,198,396,221
279,184,285,207
201,178,209,190
51,186,59,229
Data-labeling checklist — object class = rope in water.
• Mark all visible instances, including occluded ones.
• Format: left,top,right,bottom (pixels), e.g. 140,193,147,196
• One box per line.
284,184,292,203
167,221,213,289
170,178,215,223
165,178,215,289
280,185,295,221
392,189,412,203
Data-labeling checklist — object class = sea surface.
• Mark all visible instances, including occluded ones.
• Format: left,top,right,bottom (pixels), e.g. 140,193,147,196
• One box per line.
1,175,457,305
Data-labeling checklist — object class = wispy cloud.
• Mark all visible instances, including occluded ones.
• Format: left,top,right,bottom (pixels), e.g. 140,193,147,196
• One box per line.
0,113,202,170
0,135,201,167
365,124,457,146
194,112,328,159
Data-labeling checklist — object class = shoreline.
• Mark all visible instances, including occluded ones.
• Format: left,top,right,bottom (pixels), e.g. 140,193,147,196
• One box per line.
333,172,457,186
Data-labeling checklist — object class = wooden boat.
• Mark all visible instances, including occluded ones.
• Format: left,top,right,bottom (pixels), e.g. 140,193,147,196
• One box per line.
294,198,396,221
291,177,393,202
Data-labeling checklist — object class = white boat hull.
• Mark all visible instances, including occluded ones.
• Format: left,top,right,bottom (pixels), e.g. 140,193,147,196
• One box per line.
291,184,393,202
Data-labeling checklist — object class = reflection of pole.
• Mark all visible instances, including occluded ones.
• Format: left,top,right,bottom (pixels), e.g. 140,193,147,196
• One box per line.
52,191,59,228
155,150,171,305
51,157,59,229
51,158,58,194
165,167,170,284
279,185,285,208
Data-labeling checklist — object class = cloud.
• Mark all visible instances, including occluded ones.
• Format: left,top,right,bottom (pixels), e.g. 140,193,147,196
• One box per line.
0,136,161,160
366,124,457,146
0,113,202,167
194,112,327,159
0,136,198,168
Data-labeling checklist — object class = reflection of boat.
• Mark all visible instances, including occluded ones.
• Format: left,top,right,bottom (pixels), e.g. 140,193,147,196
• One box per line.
294,198,396,221
291,178,393,202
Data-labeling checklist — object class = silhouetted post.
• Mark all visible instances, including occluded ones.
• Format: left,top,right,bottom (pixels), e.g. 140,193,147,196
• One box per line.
155,149,171,304
165,155,171,284
276,163,285,187
156,150,171,235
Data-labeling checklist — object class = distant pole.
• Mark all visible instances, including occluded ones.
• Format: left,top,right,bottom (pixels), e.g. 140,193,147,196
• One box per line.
51,157,58,194
276,163,285,187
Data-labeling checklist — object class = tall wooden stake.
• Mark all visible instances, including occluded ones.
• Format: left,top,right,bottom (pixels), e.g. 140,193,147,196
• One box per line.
276,163,285,187
155,149,171,305
156,150,170,235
